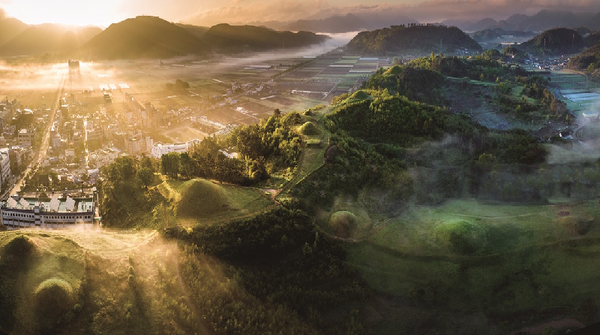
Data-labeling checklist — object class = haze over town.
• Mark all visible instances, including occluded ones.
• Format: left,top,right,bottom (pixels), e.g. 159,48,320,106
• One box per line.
1,0,600,334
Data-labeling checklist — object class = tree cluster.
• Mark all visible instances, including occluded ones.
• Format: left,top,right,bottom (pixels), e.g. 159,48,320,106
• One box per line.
159,111,303,185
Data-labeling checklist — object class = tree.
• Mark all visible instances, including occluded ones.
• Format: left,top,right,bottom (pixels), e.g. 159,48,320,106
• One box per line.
160,152,180,178
179,152,196,179
137,167,154,188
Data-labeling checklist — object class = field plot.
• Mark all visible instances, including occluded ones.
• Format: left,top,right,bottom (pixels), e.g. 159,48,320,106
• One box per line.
163,125,209,142
346,199,600,332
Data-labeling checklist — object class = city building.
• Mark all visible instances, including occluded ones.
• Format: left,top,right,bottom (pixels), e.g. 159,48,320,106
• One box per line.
0,148,10,191
17,128,34,147
1,191,97,229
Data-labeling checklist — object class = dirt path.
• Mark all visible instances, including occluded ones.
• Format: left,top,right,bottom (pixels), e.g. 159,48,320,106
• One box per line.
510,318,585,335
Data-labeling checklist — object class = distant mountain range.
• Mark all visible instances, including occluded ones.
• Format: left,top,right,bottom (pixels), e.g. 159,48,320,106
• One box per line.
470,28,535,42
346,24,482,55
452,10,600,33
244,13,418,34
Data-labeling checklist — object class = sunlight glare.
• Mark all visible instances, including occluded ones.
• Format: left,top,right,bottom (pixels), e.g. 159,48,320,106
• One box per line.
4,0,122,27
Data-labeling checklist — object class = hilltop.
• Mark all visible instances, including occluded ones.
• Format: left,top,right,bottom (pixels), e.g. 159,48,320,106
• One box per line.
519,28,585,56
346,24,482,55
81,17,328,59
464,10,600,32
81,16,208,59
0,23,101,56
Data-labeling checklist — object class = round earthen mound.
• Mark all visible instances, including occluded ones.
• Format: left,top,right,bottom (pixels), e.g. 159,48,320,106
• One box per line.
351,90,371,100
328,211,359,238
299,121,320,136
434,219,487,254
33,278,75,319
176,180,228,218
556,215,593,236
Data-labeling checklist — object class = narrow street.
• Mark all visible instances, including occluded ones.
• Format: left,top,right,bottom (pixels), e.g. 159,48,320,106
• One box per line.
2,74,66,199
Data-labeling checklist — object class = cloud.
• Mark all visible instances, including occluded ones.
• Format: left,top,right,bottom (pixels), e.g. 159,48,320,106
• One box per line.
183,0,600,26
183,0,331,25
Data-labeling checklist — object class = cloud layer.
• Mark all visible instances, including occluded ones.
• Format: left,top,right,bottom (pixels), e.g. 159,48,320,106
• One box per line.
183,0,600,26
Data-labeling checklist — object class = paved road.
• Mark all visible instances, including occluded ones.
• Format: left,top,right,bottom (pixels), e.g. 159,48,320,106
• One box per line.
3,74,66,199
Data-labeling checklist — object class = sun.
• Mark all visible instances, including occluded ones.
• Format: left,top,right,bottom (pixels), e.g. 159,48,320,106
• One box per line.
3,0,122,27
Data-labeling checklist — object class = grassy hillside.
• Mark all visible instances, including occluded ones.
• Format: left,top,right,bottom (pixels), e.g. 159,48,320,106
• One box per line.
346,199,600,333
346,24,482,55
158,178,274,224
0,205,369,335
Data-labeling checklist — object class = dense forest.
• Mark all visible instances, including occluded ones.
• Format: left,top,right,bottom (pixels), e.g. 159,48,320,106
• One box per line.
346,24,482,55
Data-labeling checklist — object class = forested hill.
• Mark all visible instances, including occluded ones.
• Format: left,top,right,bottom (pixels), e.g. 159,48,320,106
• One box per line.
519,28,585,56
82,16,208,59
82,17,329,59
346,24,482,55
201,24,329,52
568,43,600,81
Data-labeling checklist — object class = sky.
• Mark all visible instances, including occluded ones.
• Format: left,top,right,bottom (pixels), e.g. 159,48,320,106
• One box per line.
1,0,600,27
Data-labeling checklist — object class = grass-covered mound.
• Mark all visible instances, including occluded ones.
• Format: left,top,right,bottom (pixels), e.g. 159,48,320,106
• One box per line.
351,90,372,100
33,278,75,319
176,179,229,218
1,234,36,263
299,121,320,136
556,215,594,236
434,219,487,254
0,232,85,334
385,65,403,76
165,178,273,224
329,211,358,238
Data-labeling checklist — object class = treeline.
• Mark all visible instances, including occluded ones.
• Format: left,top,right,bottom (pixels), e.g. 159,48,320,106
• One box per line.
160,111,303,185
406,54,527,82
326,90,479,146
165,207,370,334
360,66,446,105
99,156,163,227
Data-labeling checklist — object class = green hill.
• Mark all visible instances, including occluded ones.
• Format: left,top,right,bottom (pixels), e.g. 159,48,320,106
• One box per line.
346,24,482,55
161,178,274,224
0,233,84,333
568,43,600,77
520,28,585,56
82,16,207,59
